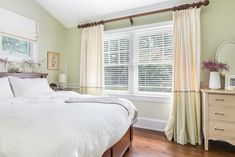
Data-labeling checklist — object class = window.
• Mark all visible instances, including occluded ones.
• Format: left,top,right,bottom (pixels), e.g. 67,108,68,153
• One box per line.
0,8,38,61
0,34,36,61
2,36,32,55
104,22,173,95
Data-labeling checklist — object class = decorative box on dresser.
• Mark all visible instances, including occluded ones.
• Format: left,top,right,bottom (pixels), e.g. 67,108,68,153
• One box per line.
201,89,235,151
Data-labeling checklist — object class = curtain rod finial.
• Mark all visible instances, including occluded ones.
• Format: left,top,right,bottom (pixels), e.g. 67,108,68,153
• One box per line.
204,0,210,6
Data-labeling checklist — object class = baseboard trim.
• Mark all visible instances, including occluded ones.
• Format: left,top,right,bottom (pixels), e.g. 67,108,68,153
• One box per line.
65,84,80,89
134,117,167,132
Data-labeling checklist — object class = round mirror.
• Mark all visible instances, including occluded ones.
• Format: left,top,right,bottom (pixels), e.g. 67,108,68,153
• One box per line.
216,41,235,75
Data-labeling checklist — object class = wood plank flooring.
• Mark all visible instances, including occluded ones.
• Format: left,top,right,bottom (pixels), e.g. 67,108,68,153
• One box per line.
124,128,235,157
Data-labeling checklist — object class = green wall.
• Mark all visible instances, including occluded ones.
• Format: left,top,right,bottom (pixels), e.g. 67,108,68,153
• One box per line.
201,0,235,85
65,28,81,84
0,0,67,83
201,0,235,59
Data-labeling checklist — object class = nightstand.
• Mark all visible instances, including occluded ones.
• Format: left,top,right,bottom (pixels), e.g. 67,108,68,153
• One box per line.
201,89,235,151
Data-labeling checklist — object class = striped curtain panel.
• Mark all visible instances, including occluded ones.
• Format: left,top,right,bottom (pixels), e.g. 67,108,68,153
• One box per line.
165,8,202,145
80,25,104,95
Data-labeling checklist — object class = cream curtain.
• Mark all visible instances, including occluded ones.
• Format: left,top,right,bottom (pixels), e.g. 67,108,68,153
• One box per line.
165,8,201,145
80,25,104,95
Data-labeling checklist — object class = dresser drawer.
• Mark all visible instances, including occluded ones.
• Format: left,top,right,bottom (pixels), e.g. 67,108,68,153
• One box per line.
209,106,235,122
209,121,235,139
209,94,235,106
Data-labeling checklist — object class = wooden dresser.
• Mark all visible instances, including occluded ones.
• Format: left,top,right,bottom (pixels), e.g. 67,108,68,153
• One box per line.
201,89,235,150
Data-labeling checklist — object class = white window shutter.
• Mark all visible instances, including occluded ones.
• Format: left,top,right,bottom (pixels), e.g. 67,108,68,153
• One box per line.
135,28,173,92
104,33,130,91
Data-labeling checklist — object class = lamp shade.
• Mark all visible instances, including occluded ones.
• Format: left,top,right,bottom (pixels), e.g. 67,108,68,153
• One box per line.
59,73,66,83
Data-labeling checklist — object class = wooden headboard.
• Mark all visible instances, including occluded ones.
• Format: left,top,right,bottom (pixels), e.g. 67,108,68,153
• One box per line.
0,72,48,78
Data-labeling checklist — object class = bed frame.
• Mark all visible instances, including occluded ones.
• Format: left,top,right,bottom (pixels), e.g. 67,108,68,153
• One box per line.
0,72,133,157
102,126,133,157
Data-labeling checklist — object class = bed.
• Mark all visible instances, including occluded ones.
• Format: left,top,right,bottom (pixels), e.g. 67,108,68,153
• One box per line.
0,72,137,157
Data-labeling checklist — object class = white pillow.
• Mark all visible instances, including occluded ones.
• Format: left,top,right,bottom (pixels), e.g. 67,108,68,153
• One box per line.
9,76,53,97
0,77,14,99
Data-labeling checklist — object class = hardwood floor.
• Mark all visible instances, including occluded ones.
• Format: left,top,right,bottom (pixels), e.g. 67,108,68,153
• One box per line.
124,128,235,157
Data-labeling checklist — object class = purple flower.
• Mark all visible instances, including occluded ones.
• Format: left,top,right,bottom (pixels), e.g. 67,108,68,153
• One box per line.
202,58,229,72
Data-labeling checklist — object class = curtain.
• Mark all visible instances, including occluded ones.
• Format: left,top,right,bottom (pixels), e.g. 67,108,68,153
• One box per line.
165,8,201,145
80,25,104,95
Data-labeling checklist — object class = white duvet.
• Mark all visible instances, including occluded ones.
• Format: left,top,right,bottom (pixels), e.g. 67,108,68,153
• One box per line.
0,91,137,157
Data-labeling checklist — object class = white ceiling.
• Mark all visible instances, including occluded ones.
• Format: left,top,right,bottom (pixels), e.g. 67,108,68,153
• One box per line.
35,0,194,28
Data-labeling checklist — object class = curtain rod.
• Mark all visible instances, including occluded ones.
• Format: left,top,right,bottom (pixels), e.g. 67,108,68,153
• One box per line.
77,0,209,29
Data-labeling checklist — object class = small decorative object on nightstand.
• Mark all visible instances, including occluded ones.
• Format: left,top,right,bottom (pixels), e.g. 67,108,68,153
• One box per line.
58,73,66,90
201,89,235,151
202,59,229,90
225,75,235,90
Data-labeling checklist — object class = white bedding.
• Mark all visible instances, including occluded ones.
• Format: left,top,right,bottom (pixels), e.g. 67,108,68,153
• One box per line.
0,91,137,157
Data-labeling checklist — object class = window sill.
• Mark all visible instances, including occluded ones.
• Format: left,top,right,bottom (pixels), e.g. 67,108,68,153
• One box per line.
106,92,172,103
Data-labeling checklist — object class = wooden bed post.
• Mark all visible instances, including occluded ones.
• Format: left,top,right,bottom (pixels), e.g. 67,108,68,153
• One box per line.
102,125,133,157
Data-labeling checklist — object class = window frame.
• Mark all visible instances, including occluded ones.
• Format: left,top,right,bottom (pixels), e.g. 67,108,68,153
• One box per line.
104,21,173,101
0,33,38,62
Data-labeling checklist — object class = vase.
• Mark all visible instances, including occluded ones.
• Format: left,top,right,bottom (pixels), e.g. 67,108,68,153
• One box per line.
209,72,221,89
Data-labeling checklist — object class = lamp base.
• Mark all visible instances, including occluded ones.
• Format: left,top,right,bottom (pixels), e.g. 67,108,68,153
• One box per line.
58,84,65,90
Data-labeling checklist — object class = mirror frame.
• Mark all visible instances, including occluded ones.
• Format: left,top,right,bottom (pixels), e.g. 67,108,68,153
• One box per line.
215,40,235,76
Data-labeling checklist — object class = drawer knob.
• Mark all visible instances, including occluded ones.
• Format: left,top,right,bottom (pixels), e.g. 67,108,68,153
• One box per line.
214,112,224,116
214,127,224,131
215,98,224,102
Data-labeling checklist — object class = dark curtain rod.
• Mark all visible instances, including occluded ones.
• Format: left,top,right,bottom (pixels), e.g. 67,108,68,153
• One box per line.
77,0,209,29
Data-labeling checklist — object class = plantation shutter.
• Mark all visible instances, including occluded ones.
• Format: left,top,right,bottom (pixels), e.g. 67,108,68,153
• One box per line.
134,27,173,92
104,23,173,93
104,33,130,91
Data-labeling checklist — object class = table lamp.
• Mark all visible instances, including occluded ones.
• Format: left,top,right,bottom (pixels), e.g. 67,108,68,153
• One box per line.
58,73,66,90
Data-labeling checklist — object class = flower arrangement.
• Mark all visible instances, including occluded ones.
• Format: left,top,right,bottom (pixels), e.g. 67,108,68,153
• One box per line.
23,59,46,67
23,59,46,72
202,59,229,72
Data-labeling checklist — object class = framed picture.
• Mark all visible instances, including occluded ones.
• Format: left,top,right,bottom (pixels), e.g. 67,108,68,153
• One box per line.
225,74,235,90
47,51,60,70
